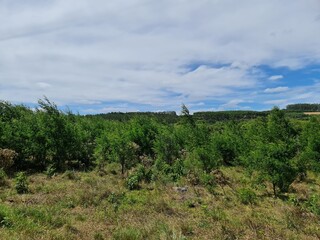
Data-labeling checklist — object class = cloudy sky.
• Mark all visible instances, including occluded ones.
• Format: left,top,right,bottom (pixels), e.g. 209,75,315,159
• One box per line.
0,0,320,113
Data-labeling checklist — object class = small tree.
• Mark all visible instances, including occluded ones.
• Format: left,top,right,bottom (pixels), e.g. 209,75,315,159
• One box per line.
180,104,195,128
299,117,320,173
111,134,137,175
95,128,137,175
154,127,180,166
15,172,29,194
245,108,299,196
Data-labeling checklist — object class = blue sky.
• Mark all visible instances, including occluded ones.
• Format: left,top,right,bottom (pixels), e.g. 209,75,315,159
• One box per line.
0,0,320,114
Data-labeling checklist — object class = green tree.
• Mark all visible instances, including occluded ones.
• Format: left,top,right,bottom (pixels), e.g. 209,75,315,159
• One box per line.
37,98,79,171
128,117,159,158
245,108,299,196
299,117,320,172
153,126,180,166
211,121,244,166
95,126,138,174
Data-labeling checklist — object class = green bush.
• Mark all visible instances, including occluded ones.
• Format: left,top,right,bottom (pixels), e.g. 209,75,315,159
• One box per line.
45,164,56,178
14,172,29,194
237,188,257,205
108,192,126,212
303,194,320,215
0,205,12,228
126,175,140,190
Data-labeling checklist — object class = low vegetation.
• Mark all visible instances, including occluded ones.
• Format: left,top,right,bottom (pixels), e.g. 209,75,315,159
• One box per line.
0,166,318,239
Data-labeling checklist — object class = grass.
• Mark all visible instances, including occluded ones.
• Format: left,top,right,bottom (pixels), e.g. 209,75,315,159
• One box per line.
0,166,319,239
304,112,320,115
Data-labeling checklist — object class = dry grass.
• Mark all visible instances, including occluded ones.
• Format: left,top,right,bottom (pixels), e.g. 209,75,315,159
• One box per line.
0,166,319,239
304,112,320,115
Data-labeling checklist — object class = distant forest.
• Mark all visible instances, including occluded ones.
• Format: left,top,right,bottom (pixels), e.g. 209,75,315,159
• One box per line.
286,103,320,112
90,103,320,123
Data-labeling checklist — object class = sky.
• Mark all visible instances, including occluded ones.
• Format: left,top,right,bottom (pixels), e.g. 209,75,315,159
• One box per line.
0,0,320,114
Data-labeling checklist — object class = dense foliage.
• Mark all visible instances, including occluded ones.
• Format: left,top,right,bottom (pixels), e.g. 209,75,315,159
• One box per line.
1,99,320,196
286,103,320,112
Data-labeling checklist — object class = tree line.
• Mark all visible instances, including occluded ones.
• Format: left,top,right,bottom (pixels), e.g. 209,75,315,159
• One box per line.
1,99,320,196
286,103,320,112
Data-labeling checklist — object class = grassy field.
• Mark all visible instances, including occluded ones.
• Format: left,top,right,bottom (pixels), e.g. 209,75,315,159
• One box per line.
0,166,320,240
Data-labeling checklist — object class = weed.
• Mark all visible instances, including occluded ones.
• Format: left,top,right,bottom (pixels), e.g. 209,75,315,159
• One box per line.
0,206,12,228
45,164,56,178
303,194,320,215
154,200,175,216
180,223,194,236
14,172,29,194
112,227,143,240
108,192,126,212
94,232,105,240
64,170,79,180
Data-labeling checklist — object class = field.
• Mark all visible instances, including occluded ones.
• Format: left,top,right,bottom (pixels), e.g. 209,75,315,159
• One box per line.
304,112,320,115
0,166,320,240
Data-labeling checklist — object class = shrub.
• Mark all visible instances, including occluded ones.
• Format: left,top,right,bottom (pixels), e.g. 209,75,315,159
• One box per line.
45,164,56,178
108,192,126,212
126,175,140,190
303,194,320,215
0,206,12,228
237,188,257,205
0,148,17,171
135,164,153,183
14,172,29,194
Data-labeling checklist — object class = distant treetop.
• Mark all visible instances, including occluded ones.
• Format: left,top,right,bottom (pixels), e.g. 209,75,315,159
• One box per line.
286,104,320,112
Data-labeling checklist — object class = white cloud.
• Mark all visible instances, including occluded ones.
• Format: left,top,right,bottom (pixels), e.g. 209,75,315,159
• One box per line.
264,87,289,93
220,99,245,109
0,0,319,111
36,82,51,89
264,99,288,106
268,75,283,81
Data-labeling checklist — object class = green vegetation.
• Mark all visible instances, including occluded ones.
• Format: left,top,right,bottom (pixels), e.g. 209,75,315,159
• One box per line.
14,172,29,194
286,103,320,112
1,98,320,239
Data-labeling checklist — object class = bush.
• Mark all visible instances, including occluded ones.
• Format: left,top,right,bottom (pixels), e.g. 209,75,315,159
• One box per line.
303,194,320,215
0,149,17,171
14,172,29,194
45,164,56,178
0,205,12,228
237,188,257,205
126,175,140,190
